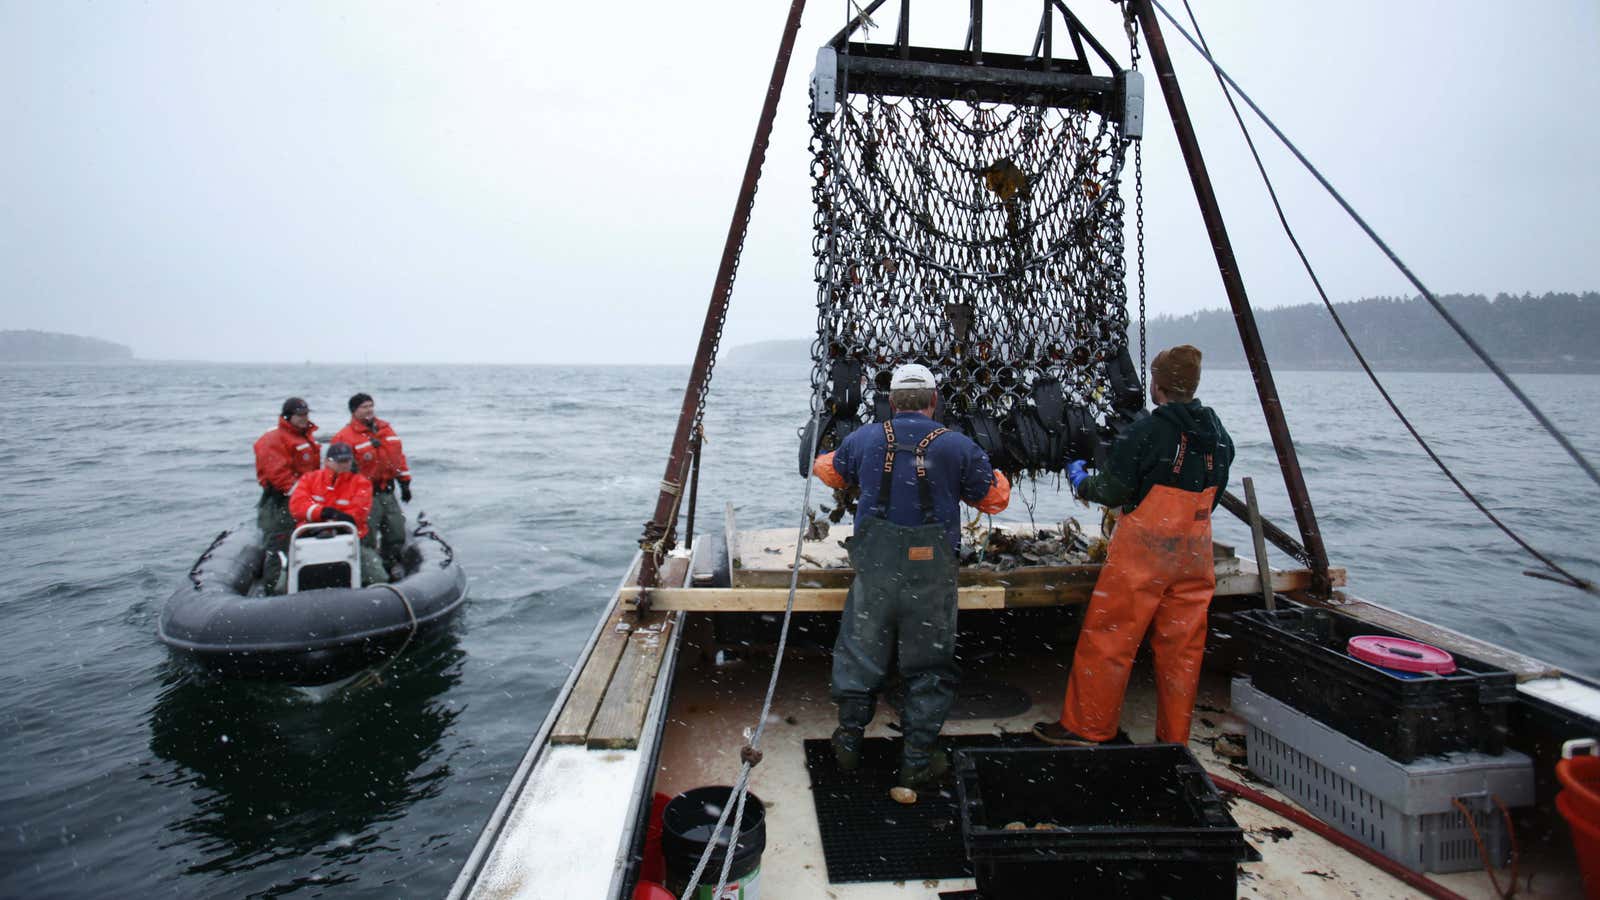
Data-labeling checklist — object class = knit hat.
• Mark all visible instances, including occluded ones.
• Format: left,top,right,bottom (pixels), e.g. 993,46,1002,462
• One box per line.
281,397,309,418
1151,345,1202,395
327,441,355,462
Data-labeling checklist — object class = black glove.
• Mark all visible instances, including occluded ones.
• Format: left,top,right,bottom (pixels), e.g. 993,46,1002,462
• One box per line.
321,508,355,524
400,481,412,503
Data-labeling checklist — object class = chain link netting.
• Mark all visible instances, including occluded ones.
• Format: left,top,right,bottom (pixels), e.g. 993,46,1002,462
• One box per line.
807,89,1137,473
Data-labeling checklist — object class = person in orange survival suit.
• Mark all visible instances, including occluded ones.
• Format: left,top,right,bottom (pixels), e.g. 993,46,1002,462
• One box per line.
1034,345,1233,747
812,363,1012,797
285,441,387,590
253,397,321,590
334,392,412,577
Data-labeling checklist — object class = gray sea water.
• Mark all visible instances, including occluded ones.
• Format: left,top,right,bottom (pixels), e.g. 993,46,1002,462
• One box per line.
1,362,1597,898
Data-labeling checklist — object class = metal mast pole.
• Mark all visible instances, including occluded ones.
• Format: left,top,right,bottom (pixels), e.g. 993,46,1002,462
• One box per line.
1132,0,1332,595
636,0,809,596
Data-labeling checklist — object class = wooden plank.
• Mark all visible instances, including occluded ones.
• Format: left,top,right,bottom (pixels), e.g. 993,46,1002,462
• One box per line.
550,555,687,745
1334,598,1559,682
619,586,1008,612
622,566,1339,612
733,563,1107,590
586,613,673,750
724,502,741,583
1215,565,1346,597
550,602,633,744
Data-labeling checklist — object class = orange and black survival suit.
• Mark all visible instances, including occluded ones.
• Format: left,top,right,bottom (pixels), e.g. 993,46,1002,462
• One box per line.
253,397,320,588
1047,388,1233,746
333,394,412,570
813,413,1010,788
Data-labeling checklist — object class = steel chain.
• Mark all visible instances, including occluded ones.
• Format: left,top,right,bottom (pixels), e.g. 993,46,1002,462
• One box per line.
1130,9,1147,385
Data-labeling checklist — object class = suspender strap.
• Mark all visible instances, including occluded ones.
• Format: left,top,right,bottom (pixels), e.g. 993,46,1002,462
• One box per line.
914,428,949,523
873,422,897,519
873,423,949,522
1170,431,1217,487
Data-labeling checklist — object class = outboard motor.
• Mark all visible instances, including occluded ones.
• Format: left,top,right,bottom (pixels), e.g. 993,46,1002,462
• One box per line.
285,521,361,593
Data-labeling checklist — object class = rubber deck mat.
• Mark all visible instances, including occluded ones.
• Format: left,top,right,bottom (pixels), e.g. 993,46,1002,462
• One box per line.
802,733,1035,884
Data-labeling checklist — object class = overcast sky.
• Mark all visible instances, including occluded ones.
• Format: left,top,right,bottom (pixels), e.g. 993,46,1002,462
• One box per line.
2,1,1596,364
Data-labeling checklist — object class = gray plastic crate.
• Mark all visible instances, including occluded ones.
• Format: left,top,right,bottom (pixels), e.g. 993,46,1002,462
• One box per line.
1231,677,1533,874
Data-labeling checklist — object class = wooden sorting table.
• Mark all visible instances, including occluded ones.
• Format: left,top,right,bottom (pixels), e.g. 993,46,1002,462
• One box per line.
616,509,1344,612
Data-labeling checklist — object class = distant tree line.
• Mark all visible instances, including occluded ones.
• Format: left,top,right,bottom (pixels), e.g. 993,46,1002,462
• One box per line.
1142,292,1600,373
0,330,133,362
725,292,1599,373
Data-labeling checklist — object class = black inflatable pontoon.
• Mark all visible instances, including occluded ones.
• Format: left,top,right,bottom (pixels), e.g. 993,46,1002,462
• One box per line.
159,516,468,685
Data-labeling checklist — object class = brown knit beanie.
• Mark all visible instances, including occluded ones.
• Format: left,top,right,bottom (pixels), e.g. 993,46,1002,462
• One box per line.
1151,345,1202,396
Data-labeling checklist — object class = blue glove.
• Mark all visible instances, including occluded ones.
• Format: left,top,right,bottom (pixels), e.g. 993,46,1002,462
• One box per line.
1067,459,1090,495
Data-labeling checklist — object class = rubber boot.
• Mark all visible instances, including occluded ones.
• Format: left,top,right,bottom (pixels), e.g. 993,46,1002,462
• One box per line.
897,745,949,790
831,726,863,771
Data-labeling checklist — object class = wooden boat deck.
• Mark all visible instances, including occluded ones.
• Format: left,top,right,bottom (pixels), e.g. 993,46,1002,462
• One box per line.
453,518,1597,899
654,616,1586,899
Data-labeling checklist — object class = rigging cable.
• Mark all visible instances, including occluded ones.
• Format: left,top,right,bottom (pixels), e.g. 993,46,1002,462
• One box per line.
1144,0,1600,499
1155,0,1595,594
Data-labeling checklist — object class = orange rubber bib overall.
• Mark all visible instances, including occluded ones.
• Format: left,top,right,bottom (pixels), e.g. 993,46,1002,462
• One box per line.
1060,481,1217,744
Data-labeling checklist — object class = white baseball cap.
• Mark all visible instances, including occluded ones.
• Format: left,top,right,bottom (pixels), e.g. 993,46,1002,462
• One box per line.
889,363,937,390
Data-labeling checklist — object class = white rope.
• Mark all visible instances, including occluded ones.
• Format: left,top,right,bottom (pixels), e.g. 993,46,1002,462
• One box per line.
682,417,824,897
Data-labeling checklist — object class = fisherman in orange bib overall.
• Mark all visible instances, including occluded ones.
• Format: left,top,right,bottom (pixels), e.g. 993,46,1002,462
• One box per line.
1035,345,1233,746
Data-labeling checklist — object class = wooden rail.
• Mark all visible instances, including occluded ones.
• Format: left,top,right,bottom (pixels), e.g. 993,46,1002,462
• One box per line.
618,566,1343,612
550,555,688,747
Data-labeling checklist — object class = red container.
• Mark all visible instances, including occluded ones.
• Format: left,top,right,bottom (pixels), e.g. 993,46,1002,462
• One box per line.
1558,755,1600,818
1555,791,1600,900
640,792,672,884
633,882,675,900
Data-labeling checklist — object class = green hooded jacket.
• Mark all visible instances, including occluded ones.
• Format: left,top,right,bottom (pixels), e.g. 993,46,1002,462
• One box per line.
1078,400,1234,513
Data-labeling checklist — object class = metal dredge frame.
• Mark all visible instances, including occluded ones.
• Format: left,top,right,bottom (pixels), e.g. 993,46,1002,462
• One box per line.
636,0,1332,600
806,7,1142,467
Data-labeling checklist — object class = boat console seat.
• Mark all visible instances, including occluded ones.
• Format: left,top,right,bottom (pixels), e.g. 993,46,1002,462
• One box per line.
286,522,360,593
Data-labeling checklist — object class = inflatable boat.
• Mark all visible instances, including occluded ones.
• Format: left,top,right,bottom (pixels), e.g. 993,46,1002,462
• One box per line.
159,515,468,685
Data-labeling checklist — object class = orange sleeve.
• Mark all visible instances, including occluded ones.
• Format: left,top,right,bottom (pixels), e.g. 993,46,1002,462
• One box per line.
812,451,847,490
288,472,316,523
973,469,1011,514
256,435,297,494
393,438,411,483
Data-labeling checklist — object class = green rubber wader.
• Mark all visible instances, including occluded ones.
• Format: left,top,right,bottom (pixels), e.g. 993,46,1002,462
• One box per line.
830,424,959,768
258,490,293,589
359,530,388,586
372,489,407,567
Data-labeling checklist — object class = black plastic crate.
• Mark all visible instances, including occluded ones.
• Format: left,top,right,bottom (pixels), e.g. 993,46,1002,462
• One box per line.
955,746,1258,899
1230,606,1515,762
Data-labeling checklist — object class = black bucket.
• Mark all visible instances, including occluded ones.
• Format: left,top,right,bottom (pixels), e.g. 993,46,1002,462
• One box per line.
661,786,766,900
